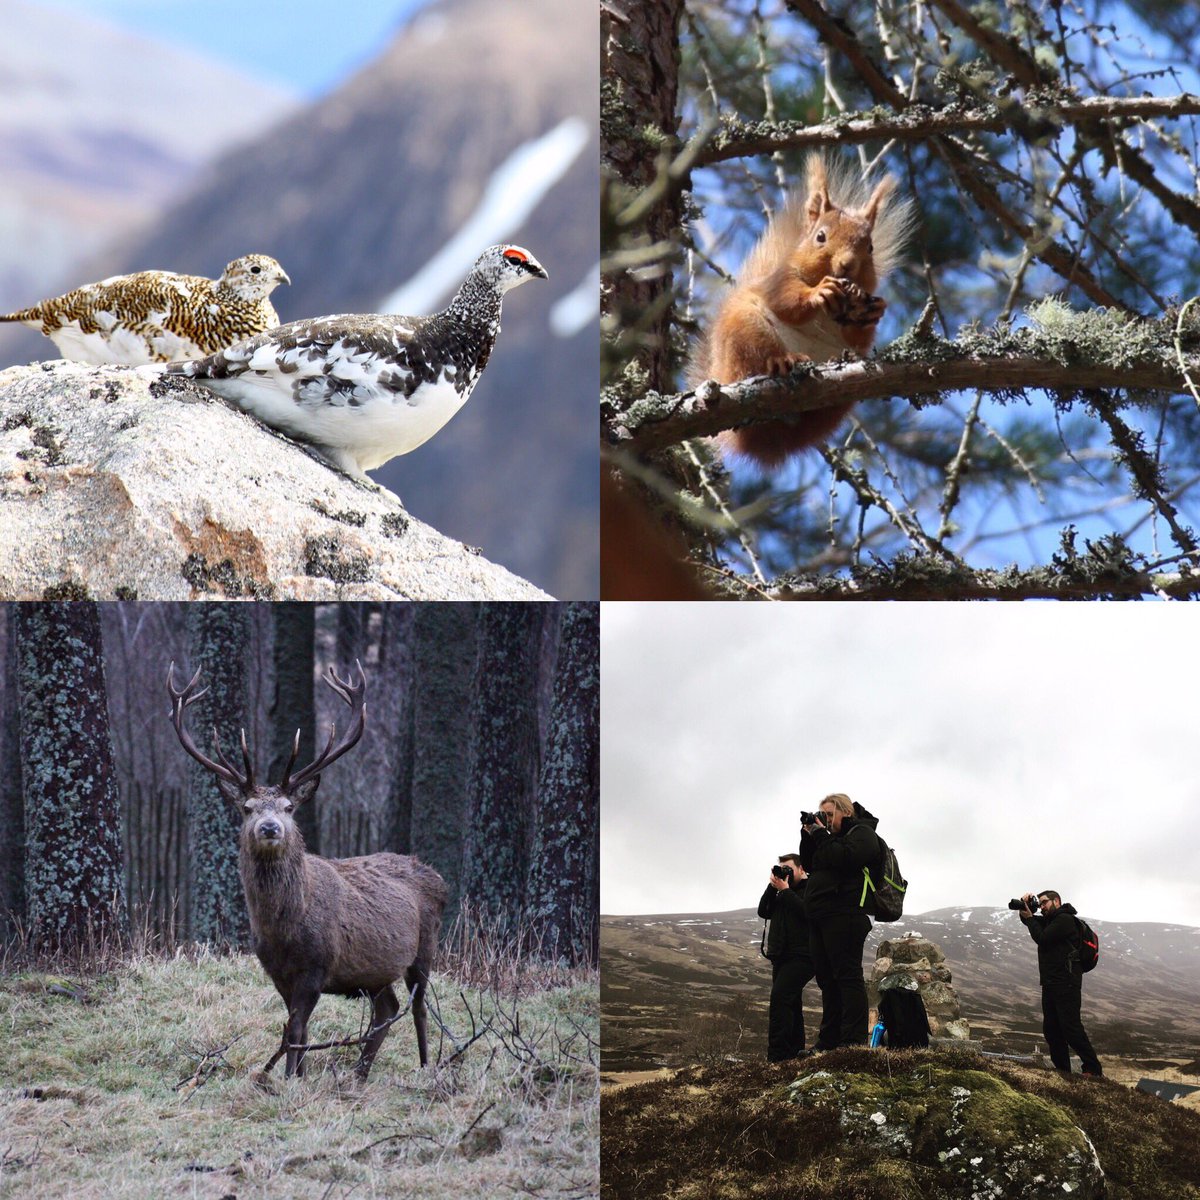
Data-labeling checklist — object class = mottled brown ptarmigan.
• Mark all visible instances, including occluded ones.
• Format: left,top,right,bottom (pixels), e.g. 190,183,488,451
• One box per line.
0,254,290,365
164,244,546,481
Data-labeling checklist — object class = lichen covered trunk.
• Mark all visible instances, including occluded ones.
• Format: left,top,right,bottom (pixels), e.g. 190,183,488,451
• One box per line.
15,603,127,951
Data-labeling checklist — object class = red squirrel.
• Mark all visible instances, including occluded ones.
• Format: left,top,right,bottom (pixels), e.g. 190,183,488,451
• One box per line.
696,156,911,469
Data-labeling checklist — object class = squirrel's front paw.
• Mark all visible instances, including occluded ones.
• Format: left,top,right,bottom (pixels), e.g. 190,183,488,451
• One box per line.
813,275,852,319
764,354,805,377
837,291,887,327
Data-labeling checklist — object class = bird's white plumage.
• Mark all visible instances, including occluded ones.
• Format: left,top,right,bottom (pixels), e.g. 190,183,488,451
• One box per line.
200,372,468,474
166,244,547,481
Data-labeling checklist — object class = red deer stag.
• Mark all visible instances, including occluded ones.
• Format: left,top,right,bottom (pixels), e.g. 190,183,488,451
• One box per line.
166,662,447,1080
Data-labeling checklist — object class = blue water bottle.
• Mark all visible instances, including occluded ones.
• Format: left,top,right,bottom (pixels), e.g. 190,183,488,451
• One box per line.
869,1021,886,1048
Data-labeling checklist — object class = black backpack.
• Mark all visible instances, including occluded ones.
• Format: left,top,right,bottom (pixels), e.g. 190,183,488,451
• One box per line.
860,832,907,922
1076,917,1099,972
878,987,930,1048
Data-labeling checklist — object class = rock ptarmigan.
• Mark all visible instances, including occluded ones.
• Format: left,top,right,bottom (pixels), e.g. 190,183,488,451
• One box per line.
0,254,290,366
163,244,547,481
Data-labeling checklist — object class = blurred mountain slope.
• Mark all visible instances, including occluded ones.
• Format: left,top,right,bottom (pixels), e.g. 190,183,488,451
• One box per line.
0,0,296,311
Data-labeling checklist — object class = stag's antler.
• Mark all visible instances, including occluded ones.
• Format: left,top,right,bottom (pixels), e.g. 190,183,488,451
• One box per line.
166,662,254,792
280,661,368,793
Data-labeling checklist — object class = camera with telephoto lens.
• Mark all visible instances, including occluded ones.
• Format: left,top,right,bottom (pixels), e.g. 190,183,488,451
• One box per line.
800,810,827,828
1007,895,1040,912
771,864,794,882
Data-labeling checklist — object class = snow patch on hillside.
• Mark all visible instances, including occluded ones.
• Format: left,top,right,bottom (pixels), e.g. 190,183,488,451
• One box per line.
549,261,599,337
379,116,590,316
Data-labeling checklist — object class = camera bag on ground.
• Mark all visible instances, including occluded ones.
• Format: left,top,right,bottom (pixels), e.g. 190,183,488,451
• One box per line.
1076,917,1099,972
860,833,907,922
878,986,931,1048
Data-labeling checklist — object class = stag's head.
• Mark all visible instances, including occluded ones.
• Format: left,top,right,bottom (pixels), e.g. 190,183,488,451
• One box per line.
167,662,368,858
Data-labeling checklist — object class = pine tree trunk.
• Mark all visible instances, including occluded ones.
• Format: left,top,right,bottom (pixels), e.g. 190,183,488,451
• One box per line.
525,602,599,963
184,605,250,946
268,603,317,853
462,604,545,932
0,612,26,935
15,603,127,952
409,603,480,923
382,603,416,856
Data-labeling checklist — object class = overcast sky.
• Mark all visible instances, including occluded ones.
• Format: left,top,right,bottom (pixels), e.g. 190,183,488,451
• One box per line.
601,604,1200,928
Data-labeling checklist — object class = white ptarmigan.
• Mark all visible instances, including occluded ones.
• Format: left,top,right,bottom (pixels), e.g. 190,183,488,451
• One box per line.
164,244,547,481
0,255,290,365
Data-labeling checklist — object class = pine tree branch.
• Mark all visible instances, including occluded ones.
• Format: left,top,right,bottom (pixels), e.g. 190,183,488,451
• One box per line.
783,0,1127,308
607,316,1198,454
695,95,1200,165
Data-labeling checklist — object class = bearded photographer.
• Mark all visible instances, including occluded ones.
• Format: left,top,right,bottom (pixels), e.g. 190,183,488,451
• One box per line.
758,854,817,1062
799,793,881,1048
1016,890,1103,1077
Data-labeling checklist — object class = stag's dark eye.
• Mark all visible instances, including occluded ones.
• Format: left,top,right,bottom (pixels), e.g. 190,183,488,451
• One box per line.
815,230,827,245
284,803,294,813
243,803,253,813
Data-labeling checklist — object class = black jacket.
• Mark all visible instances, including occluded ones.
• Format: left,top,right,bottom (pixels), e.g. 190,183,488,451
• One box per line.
1022,902,1084,988
799,805,882,921
758,879,809,959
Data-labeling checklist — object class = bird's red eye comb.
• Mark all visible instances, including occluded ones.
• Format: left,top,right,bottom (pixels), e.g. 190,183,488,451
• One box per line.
503,248,528,263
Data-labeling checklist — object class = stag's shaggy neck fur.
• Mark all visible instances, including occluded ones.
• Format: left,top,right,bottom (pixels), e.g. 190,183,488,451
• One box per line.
239,829,310,942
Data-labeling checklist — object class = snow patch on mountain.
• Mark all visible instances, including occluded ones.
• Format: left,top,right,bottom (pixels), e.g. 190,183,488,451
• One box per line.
379,116,591,316
549,261,599,337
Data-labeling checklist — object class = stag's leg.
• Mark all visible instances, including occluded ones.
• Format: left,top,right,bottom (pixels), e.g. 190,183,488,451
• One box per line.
284,977,323,1078
356,986,400,1081
406,960,432,1067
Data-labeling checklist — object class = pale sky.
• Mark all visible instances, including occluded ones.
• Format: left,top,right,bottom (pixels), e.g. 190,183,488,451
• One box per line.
601,603,1200,928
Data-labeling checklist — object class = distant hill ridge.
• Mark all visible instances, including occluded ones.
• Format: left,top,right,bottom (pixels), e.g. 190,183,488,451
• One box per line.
601,906,1200,1070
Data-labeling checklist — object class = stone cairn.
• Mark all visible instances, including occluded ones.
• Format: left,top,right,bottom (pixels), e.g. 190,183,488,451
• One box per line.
868,934,971,1042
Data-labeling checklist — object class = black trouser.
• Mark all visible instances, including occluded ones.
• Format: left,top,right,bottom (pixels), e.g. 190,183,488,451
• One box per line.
767,953,815,1061
1041,983,1102,1075
807,910,871,1047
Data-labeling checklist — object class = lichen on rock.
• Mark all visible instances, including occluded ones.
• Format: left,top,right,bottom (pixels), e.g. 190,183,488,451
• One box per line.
787,1063,1103,1199
0,360,549,600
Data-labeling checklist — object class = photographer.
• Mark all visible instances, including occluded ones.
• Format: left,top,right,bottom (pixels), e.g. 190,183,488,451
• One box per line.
799,793,881,1048
758,854,816,1062
1017,890,1103,1077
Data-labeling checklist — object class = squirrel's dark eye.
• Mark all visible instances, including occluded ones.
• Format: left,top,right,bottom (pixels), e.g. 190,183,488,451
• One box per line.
867,239,874,253
815,230,827,245
251,265,262,274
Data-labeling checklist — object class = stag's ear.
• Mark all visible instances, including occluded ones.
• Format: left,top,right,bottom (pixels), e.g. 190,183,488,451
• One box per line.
215,778,244,808
291,778,321,806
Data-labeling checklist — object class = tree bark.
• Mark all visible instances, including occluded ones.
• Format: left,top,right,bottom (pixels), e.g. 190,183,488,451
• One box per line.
381,603,416,856
525,602,599,964
268,603,317,853
462,604,545,932
0,612,26,935
410,603,480,924
184,604,250,946
15,603,127,952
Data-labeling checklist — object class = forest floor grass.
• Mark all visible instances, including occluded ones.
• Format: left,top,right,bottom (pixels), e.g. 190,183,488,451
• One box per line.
0,949,598,1199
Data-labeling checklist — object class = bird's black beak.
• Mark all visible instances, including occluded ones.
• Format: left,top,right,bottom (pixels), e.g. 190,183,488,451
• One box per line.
524,260,548,280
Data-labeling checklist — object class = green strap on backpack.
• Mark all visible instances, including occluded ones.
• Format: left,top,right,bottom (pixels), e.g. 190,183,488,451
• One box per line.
860,833,908,922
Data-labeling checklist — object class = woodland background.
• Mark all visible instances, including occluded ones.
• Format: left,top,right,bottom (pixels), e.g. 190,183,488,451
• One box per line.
0,601,599,964
602,0,1200,599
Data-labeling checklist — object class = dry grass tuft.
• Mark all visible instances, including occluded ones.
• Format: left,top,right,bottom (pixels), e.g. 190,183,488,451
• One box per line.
0,916,598,1199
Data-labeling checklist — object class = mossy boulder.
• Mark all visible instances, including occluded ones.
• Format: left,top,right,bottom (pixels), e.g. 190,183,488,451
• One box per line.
601,1048,1200,1200
788,1064,1102,1198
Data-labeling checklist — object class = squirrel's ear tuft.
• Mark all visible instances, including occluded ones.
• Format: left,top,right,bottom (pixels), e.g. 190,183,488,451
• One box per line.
862,174,897,226
805,156,832,227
